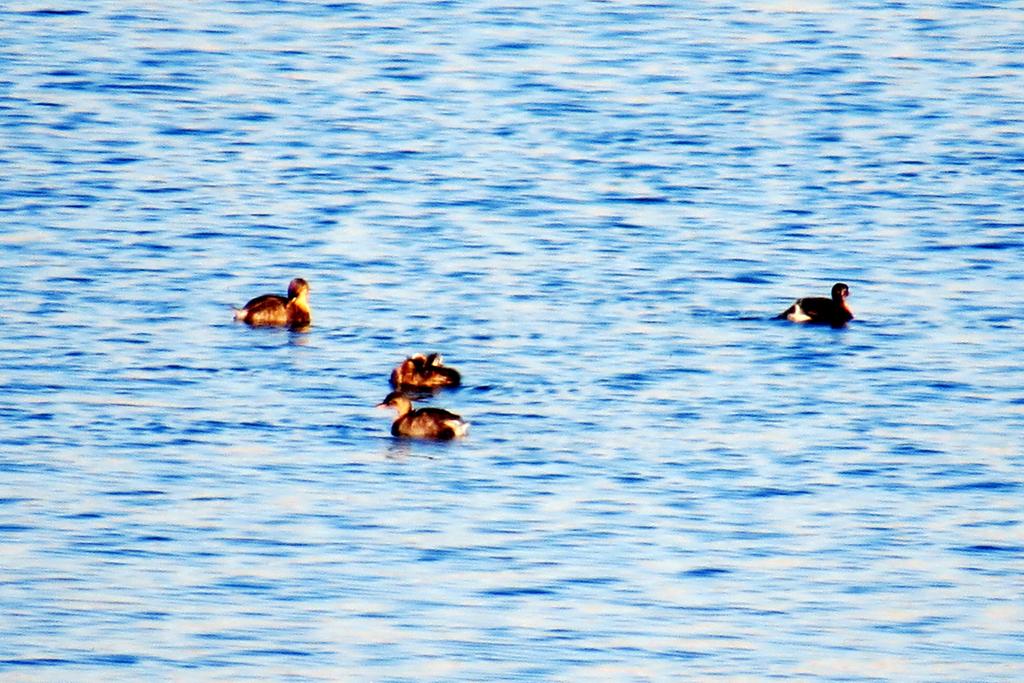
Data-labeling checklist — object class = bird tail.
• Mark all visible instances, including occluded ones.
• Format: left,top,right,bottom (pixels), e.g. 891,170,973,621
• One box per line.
447,419,470,438
774,305,794,320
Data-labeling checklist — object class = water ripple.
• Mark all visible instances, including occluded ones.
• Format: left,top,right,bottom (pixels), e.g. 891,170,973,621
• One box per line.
1,1,1023,680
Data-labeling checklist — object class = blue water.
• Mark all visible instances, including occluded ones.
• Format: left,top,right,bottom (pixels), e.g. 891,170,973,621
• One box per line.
2,2,1023,680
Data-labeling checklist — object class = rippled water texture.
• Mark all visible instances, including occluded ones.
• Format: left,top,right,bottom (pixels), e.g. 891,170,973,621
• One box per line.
2,2,1023,680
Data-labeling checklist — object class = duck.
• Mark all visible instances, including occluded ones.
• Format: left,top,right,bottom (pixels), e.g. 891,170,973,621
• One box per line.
377,391,469,440
233,278,311,329
390,353,462,390
775,282,853,327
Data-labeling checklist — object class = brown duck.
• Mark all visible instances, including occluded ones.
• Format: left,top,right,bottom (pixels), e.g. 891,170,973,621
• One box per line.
377,391,469,440
390,353,461,390
234,278,311,329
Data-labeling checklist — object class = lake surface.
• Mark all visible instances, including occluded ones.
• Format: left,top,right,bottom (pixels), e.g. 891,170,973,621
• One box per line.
2,1,1023,680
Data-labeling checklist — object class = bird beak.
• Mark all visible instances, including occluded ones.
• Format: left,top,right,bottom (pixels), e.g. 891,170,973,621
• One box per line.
376,402,389,409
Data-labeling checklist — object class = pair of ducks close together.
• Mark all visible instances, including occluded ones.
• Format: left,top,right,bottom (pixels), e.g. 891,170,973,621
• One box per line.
233,278,468,440
234,278,854,440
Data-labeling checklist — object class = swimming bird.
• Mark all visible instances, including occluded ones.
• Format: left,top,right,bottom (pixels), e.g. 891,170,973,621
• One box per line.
233,278,311,329
390,353,462,390
377,391,469,440
776,282,853,326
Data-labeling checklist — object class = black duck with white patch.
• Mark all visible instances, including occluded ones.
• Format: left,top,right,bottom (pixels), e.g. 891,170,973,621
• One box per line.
776,282,853,327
